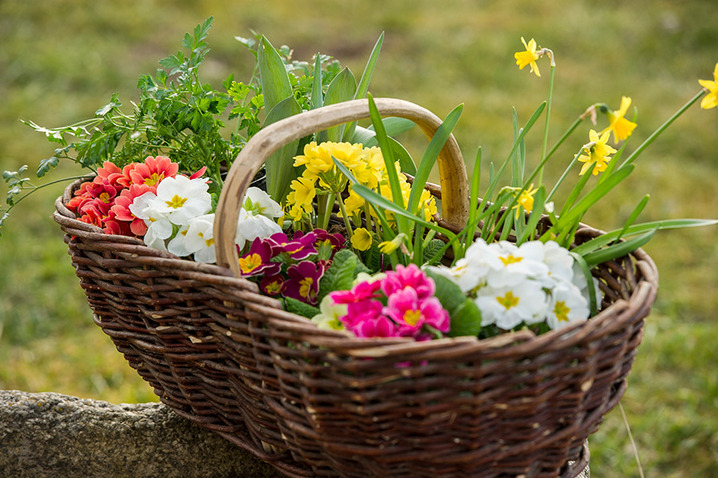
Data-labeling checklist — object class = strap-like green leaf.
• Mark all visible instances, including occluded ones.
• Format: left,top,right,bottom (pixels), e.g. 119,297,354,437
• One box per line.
323,68,357,141
257,36,292,114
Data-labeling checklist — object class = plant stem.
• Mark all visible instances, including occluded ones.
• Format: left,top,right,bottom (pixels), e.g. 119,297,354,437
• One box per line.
619,89,706,169
539,64,556,185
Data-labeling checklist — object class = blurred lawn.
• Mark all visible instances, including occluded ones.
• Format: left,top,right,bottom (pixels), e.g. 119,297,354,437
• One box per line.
1,0,716,475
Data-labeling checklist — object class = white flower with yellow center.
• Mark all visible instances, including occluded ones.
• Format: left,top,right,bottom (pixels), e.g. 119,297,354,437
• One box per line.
168,213,216,263
152,175,211,225
546,282,590,330
475,280,549,330
486,240,549,288
129,191,173,251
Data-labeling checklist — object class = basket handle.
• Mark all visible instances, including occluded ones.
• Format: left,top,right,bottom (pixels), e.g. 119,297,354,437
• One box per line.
214,97,470,275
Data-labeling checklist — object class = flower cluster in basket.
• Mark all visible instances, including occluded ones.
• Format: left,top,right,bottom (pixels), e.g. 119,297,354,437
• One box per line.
5,19,717,341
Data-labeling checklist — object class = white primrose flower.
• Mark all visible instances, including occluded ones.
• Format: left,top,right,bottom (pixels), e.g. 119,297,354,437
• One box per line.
168,213,216,263
485,240,549,289
546,281,590,330
475,280,549,330
235,209,282,250
572,261,603,311
152,175,211,226
129,191,173,251
243,187,283,219
541,240,575,286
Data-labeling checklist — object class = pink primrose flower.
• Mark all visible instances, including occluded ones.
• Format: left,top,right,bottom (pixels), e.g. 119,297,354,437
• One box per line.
329,279,382,305
381,263,435,300
384,287,450,337
128,156,179,189
352,314,399,338
109,184,152,236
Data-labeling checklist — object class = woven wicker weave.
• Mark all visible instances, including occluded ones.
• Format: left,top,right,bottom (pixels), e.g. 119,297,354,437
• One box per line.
54,98,656,477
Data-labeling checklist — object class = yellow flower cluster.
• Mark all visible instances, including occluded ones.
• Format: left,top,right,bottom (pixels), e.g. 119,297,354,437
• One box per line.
285,141,438,251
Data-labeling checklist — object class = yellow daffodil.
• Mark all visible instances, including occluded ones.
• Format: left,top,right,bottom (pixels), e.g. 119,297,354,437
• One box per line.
698,62,718,110
602,96,637,144
378,233,407,254
351,227,373,251
513,183,538,218
514,37,542,77
578,130,617,176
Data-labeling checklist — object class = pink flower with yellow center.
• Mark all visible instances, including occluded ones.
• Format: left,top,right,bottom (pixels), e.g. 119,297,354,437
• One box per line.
128,156,179,188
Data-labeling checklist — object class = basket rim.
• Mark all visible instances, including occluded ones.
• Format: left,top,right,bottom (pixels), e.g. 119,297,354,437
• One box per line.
56,177,658,357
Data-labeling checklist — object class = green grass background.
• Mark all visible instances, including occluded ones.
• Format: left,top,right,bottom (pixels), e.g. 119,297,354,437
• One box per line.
1,0,716,475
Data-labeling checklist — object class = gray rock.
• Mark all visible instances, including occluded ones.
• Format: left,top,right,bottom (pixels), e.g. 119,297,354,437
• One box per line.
0,390,589,477
0,390,280,478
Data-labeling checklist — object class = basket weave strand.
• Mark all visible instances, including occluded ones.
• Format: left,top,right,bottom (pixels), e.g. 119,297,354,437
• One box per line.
53,98,657,477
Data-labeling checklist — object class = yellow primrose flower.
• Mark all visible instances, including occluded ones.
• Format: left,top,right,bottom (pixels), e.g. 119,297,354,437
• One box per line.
419,189,438,221
514,37,541,77
287,176,316,214
352,147,385,188
698,62,718,110
293,142,334,181
351,227,373,251
340,188,365,218
578,130,617,176
602,96,637,144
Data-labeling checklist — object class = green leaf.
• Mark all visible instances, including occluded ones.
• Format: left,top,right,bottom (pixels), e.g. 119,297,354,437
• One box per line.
423,239,447,265
263,96,303,200
425,269,482,337
36,157,60,178
353,32,384,101
258,36,293,114
581,230,656,268
407,103,462,217
323,67,357,141
555,165,635,231
283,297,320,319
340,32,384,142
317,249,370,303
311,53,324,110
571,218,718,256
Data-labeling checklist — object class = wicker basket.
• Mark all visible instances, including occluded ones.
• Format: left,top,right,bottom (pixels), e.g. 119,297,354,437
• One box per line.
54,98,657,477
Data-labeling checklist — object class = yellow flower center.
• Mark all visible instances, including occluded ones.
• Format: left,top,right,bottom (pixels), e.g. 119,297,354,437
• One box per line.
144,172,164,187
403,309,422,327
497,291,520,310
500,254,523,266
299,277,314,298
238,253,262,274
98,192,111,204
553,300,570,323
165,194,188,209
265,280,283,295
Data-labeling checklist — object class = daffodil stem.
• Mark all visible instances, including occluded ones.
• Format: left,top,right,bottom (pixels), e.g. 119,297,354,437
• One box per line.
539,64,556,185
546,147,584,201
336,193,357,252
619,89,706,170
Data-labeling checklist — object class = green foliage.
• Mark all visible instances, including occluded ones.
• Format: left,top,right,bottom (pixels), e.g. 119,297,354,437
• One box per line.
425,269,482,337
317,249,370,303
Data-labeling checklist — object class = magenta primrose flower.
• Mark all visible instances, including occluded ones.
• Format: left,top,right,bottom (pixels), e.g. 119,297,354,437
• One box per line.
284,260,325,305
238,238,281,277
329,264,450,340
268,231,318,260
